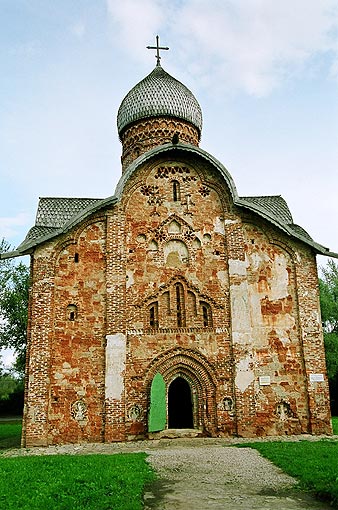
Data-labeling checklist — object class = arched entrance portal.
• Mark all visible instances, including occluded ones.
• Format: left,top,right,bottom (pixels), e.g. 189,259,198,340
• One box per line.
168,377,193,428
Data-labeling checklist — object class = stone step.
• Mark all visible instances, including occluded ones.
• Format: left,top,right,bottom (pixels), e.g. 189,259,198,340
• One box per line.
148,428,204,439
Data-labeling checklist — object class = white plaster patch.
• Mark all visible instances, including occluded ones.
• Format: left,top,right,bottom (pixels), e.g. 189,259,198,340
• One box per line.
246,251,270,272
235,356,255,392
213,217,225,235
249,290,262,327
232,331,251,344
231,281,251,340
269,254,289,300
224,219,240,225
275,328,291,346
229,259,247,276
105,333,126,400
126,269,134,289
217,270,229,289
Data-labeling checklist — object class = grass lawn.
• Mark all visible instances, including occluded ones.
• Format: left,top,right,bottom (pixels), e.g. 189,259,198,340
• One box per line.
0,453,155,510
0,421,22,450
0,422,154,509
1,419,338,508
242,440,338,507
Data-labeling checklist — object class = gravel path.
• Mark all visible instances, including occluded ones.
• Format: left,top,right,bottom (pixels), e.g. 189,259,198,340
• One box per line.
144,445,330,509
3,435,335,509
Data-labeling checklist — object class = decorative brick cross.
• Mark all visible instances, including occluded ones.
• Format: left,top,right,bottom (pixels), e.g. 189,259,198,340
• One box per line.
147,35,169,66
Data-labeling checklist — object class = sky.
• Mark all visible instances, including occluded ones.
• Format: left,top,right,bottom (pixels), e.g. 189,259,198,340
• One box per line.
1,0,338,265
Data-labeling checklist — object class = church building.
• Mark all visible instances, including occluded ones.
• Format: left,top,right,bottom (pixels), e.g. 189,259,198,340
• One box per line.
4,40,337,446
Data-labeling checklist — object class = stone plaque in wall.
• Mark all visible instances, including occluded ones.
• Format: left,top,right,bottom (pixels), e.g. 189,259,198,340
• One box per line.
259,376,271,386
310,373,324,383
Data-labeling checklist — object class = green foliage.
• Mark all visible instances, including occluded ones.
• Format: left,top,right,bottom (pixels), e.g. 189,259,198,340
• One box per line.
0,421,22,449
319,260,338,392
0,239,29,375
241,441,338,506
332,417,338,435
0,372,22,400
320,259,338,333
324,332,338,381
0,453,155,510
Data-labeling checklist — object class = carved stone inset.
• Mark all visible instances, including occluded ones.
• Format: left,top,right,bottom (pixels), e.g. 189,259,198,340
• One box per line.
198,186,211,197
140,184,164,207
276,401,292,421
221,397,233,411
128,404,143,421
154,228,167,242
71,400,87,422
155,165,197,182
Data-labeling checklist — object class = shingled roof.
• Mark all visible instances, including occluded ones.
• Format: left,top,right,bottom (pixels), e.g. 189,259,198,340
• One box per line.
35,197,101,228
239,195,294,226
14,197,103,254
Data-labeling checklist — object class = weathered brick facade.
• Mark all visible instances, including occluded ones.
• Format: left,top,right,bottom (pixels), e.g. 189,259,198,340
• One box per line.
16,63,333,446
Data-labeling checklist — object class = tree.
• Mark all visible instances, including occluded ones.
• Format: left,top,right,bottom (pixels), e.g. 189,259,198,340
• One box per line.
0,239,29,376
0,364,23,400
319,259,338,413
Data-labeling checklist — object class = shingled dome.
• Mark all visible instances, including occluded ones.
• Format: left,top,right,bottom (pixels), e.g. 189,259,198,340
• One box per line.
117,65,203,138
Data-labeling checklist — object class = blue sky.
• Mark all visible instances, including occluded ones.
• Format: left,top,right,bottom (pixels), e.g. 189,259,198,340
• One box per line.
1,0,338,268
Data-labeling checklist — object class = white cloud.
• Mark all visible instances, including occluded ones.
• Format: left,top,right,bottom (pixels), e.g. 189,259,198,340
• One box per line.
9,41,41,59
106,0,338,95
70,21,86,39
0,213,32,241
106,0,168,63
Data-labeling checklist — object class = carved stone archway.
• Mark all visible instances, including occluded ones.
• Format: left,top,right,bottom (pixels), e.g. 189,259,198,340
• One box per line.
145,348,217,435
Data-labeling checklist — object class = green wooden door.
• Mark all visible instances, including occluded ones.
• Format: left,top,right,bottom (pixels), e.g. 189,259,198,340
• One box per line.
148,372,166,432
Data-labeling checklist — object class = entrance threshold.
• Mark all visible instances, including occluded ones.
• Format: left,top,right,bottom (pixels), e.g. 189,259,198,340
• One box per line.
148,428,203,440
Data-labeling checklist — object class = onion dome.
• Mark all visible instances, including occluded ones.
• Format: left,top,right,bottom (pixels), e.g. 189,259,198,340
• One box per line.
117,65,203,139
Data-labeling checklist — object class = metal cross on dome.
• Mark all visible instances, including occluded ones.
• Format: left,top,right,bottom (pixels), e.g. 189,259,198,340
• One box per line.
147,35,169,66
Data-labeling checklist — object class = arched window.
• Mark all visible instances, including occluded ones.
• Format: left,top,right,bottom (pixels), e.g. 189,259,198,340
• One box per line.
201,301,213,327
148,239,158,251
172,180,181,202
149,302,159,329
175,283,186,327
188,291,197,316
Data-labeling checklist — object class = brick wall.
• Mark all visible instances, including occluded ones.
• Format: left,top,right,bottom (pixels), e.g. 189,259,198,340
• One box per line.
22,150,331,445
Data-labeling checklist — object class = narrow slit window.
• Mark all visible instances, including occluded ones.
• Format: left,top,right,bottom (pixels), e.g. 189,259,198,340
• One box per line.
149,302,159,329
74,253,79,263
188,291,197,316
172,180,181,202
67,304,77,321
201,302,213,327
175,283,186,327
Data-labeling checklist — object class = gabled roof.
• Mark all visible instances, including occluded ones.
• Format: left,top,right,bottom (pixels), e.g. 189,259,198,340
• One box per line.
1,143,337,259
